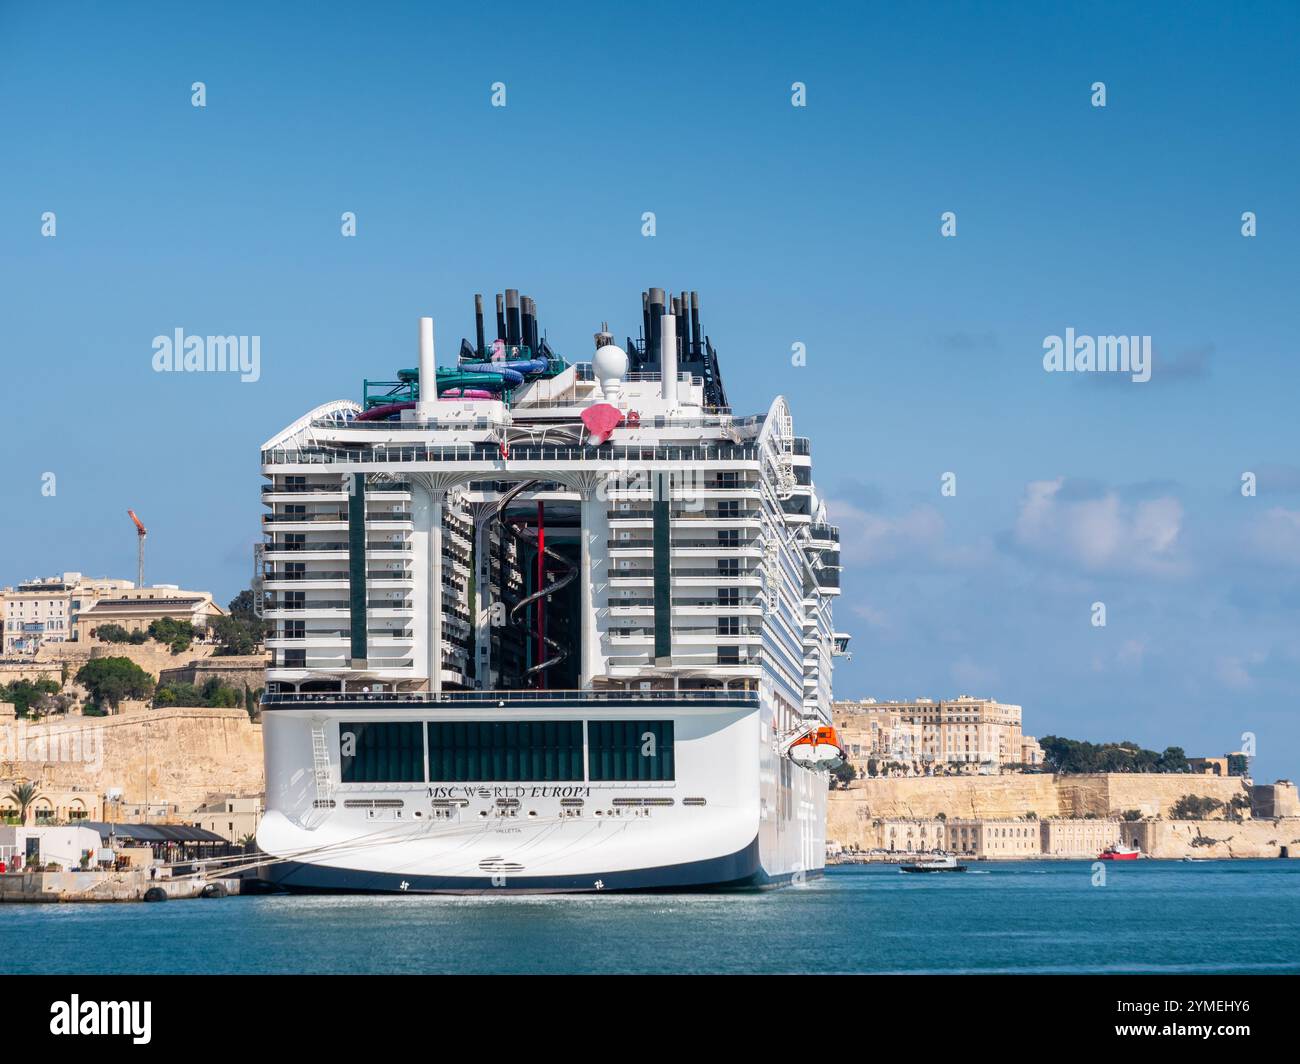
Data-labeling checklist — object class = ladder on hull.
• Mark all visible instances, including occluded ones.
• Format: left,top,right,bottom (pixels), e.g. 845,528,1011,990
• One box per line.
305,720,334,828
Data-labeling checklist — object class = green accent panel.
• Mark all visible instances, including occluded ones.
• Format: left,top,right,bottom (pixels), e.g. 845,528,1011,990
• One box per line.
340,721,423,782
653,474,671,661
348,477,368,661
426,721,583,782
588,720,675,781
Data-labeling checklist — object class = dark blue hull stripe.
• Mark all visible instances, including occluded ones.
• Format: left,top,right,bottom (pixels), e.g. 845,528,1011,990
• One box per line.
260,836,819,894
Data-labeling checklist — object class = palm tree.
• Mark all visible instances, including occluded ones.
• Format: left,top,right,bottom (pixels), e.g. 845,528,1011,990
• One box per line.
6,782,42,825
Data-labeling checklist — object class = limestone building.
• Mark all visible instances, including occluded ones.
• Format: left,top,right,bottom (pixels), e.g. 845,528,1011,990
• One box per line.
74,585,226,642
1039,817,1120,857
835,696,1030,772
1,573,135,655
947,818,1040,857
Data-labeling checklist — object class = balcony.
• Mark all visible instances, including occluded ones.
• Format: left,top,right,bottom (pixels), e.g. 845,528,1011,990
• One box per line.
262,483,348,499
262,510,348,521
264,568,349,583
268,628,412,644
263,541,350,558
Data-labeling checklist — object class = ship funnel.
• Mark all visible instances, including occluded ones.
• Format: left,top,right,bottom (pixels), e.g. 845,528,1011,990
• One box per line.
648,288,665,367
660,309,678,406
505,289,521,347
474,294,485,353
417,316,437,417
521,296,535,353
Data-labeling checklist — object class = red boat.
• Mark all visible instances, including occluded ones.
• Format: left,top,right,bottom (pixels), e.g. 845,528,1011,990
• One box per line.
1097,844,1141,861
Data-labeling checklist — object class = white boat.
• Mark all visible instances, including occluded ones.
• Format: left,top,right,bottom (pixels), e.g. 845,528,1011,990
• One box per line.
900,855,967,873
254,288,847,892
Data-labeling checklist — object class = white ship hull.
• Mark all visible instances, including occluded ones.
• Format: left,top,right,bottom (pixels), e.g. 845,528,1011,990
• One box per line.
255,287,846,894
257,693,826,893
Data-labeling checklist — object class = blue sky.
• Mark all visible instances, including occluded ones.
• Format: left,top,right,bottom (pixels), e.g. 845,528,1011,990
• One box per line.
1,2,1297,777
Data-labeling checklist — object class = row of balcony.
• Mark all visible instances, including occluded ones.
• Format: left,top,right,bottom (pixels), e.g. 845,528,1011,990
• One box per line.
262,511,413,525
262,481,412,494
263,442,763,466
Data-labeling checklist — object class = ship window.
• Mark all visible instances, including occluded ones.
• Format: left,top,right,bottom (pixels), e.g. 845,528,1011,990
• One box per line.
339,722,425,783
426,721,583,782
588,721,675,782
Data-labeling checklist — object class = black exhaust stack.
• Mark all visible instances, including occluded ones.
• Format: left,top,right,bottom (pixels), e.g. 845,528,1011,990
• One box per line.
521,296,535,353
474,294,486,354
505,289,521,347
648,287,665,367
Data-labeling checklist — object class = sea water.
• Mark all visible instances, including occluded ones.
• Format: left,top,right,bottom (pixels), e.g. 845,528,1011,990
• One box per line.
3,861,1297,974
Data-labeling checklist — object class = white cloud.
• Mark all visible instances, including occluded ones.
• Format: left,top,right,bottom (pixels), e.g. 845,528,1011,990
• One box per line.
826,499,945,566
1215,653,1263,690
1246,507,1300,566
950,655,1000,691
1012,478,1184,574
825,499,988,570
850,602,890,630
1117,639,1147,668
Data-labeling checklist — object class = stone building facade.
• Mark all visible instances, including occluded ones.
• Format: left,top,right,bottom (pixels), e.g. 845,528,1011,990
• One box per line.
835,696,1041,773
1039,817,1121,857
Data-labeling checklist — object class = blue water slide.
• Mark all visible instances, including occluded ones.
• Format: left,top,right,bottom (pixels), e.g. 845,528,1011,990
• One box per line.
455,362,526,387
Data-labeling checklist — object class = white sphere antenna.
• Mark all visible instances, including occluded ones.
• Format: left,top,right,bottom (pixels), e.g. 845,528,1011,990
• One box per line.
592,330,628,403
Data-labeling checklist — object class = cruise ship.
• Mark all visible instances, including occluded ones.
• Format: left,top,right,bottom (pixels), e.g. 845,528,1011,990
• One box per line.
254,288,849,892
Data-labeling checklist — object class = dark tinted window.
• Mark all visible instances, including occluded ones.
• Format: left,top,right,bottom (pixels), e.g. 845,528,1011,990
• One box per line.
427,721,583,782
340,721,424,783
588,720,674,781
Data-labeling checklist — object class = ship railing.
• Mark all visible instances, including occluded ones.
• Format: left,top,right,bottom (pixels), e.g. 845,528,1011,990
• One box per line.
262,442,762,465
262,512,348,523
261,688,759,706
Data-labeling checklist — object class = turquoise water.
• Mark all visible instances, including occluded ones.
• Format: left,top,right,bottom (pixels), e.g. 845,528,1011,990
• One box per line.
3,861,1298,974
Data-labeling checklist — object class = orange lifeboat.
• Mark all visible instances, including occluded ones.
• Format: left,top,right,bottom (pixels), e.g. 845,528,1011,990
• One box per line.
788,726,845,770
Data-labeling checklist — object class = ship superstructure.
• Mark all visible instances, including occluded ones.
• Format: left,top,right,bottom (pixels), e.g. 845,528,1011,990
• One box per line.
255,288,848,892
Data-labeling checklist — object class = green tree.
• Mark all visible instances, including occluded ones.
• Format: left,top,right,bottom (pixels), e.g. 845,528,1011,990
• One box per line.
1,678,60,718
200,677,239,707
154,681,204,707
155,677,241,708
228,589,260,620
1157,746,1189,774
148,617,195,654
211,614,265,656
94,623,147,644
5,782,42,825
831,760,857,789
1040,735,1187,775
1172,794,1223,820
74,657,155,712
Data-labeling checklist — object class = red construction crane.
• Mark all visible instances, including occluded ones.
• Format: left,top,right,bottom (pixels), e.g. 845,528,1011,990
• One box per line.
127,510,147,588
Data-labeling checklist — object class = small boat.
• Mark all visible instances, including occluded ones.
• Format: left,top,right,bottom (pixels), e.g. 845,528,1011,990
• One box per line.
1097,844,1142,861
900,855,967,873
787,726,846,770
